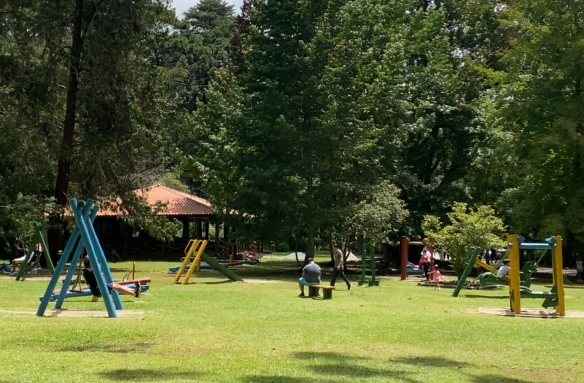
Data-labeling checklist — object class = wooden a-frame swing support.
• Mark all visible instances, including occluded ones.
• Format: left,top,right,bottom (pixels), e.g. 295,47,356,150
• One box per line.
15,223,55,281
38,199,125,318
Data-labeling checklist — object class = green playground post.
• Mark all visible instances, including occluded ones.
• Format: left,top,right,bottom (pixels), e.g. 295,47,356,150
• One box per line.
452,248,481,297
358,246,379,287
16,223,55,281
37,224,55,272
535,249,548,266
200,253,243,282
368,246,379,286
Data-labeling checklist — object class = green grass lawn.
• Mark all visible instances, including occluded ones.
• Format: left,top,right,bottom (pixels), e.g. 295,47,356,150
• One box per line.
0,257,583,383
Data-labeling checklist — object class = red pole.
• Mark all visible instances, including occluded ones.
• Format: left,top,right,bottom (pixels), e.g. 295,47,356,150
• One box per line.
400,236,408,280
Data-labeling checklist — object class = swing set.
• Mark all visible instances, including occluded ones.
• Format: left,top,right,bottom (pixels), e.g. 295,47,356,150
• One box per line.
14,223,55,281
37,199,150,318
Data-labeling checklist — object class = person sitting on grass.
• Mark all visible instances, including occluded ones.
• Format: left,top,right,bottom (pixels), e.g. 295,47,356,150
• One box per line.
497,259,511,282
83,256,140,299
10,240,28,275
298,258,321,298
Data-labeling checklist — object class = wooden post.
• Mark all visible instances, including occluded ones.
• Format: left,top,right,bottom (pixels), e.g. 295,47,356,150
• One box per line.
214,220,220,256
182,218,189,239
196,220,202,239
123,222,129,258
554,236,565,316
508,235,521,314
369,245,379,286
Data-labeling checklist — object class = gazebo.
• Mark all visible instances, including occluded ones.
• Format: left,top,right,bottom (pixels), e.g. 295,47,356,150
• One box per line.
92,185,226,261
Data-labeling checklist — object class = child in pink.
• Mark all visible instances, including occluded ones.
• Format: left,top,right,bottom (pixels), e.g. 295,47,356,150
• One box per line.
431,265,443,290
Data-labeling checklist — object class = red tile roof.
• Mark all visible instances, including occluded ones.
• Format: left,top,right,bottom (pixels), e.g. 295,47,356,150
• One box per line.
96,184,213,217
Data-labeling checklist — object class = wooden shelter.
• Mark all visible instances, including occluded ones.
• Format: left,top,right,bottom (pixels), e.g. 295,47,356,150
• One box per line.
92,185,226,261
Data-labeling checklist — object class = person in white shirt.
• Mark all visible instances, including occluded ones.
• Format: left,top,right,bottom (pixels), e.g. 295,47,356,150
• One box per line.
497,259,511,281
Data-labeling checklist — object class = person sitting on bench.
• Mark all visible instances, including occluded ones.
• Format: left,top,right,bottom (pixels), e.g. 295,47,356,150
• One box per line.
298,258,321,298
497,259,511,282
83,256,141,298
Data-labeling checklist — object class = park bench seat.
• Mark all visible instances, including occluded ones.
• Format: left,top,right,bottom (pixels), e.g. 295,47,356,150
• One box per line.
308,285,335,300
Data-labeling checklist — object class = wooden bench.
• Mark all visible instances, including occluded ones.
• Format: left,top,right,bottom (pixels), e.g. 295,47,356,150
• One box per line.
308,285,335,300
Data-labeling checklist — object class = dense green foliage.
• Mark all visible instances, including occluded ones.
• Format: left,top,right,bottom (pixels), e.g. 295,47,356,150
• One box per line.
422,203,507,275
2,0,584,258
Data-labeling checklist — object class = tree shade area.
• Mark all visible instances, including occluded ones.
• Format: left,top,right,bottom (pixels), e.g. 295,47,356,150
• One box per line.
1,0,584,263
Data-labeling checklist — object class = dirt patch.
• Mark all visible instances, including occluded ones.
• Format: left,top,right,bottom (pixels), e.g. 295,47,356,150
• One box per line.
477,307,584,319
0,274,55,281
170,345,207,357
244,279,278,284
418,280,501,290
59,341,154,354
503,367,576,383
0,309,144,319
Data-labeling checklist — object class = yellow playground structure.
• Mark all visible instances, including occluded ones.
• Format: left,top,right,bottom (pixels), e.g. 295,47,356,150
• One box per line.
172,239,208,285
171,239,243,284
507,235,565,316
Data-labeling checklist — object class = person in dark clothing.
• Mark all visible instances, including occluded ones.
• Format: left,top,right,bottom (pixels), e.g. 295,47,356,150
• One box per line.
420,246,432,281
83,257,140,298
490,249,498,263
298,258,321,297
330,244,352,290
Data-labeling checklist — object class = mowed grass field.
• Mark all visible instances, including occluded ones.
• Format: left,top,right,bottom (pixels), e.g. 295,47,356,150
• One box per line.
1,255,583,383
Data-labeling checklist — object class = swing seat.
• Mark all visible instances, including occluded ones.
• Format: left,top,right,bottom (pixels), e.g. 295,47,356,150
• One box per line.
519,286,559,309
43,283,150,302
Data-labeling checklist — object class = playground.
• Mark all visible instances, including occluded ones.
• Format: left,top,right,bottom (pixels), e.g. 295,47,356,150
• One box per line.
1,251,584,383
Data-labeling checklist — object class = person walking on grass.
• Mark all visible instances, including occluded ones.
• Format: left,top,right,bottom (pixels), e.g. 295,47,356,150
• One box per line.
420,246,432,281
431,265,443,290
330,244,352,290
298,258,321,298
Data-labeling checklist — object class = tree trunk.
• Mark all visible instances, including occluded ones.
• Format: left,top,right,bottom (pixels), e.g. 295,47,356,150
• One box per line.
49,0,84,261
293,233,300,267
306,229,315,265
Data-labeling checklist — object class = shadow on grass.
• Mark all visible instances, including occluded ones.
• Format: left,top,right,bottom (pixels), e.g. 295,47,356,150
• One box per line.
290,351,417,382
241,376,328,383
468,373,537,383
243,370,416,383
59,342,152,354
293,351,367,361
100,368,202,381
183,279,235,285
392,356,467,368
307,364,415,380
459,294,509,299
